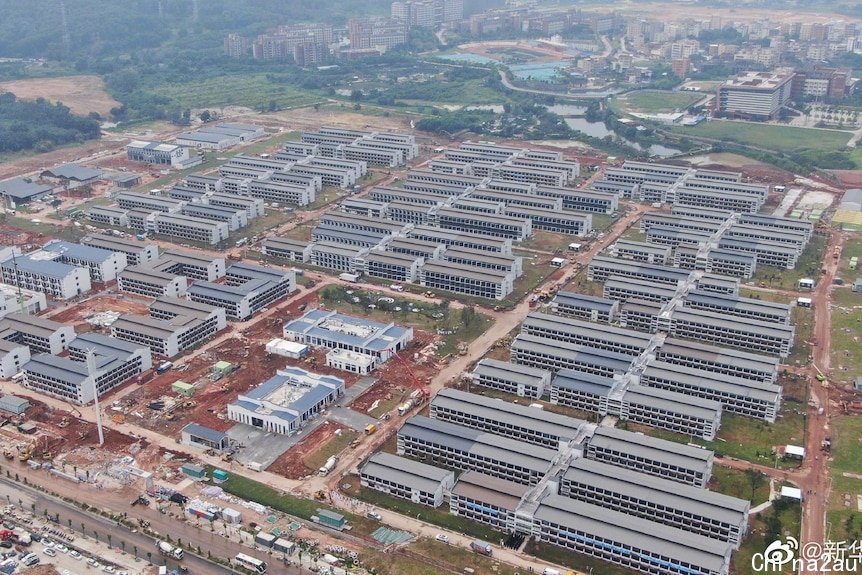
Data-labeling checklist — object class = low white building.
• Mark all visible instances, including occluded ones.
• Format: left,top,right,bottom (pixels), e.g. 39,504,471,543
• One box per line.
326,348,376,374
265,338,309,359
227,367,345,435
0,248,92,300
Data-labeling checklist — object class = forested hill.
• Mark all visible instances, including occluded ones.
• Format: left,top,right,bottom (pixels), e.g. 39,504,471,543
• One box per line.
0,0,391,61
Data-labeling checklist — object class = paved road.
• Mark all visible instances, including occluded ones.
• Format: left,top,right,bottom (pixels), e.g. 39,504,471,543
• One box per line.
0,464,305,575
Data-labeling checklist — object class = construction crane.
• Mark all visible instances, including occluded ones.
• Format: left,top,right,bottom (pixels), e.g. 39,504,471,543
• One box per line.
386,347,429,400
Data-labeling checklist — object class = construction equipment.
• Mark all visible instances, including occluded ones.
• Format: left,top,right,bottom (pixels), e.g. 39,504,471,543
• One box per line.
314,490,328,501
111,414,125,424
364,424,377,435
386,347,430,402
17,448,29,462
2,449,12,459
57,416,69,428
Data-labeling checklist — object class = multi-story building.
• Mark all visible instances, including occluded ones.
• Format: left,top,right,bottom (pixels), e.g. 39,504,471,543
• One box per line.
561,458,749,546
641,360,782,422
360,452,455,508
0,313,75,355
549,291,619,323
397,415,558,486
153,213,229,245
118,266,187,299
521,313,651,357
24,333,152,404
149,249,225,282
418,259,514,300
429,388,586,450
126,141,202,169
667,307,794,358
81,234,159,267
0,250,92,300
468,358,551,399
112,297,226,358
511,333,634,377
348,17,408,52
534,495,732,575
585,426,715,488
188,263,295,321
262,238,313,263
449,471,528,533
717,70,795,120
39,240,127,284
361,251,423,282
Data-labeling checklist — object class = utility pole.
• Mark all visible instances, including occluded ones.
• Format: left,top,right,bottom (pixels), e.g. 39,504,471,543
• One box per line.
59,0,71,59
86,350,105,446
9,250,26,315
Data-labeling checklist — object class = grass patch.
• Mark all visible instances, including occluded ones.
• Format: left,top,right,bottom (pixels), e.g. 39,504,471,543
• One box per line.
613,90,703,114
669,121,851,155
230,209,294,245
525,539,633,575
147,74,319,110
304,430,358,472
319,285,493,357
738,288,794,304
520,230,589,253
369,539,519,575
788,306,815,366
827,416,862,542
709,465,770,506
733,499,802,575
830,294,862,385
466,383,600,423
345,479,503,543
753,234,828,291
635,397,807,469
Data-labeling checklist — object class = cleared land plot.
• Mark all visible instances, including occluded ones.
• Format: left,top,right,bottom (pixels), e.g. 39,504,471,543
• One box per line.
788,306,815,366
525,539,632,575
669,121,851,155
613,90,704,114
385,539,519,575
0,75,120,117
827,416,862,543
149,74,319,111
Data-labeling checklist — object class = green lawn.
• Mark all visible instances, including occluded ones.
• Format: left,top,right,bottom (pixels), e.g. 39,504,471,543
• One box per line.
709,465,771,506
318,285,493,357
787,306,815,366
669,121,851,155
830,293,862,385
753,234,828,290
827,416,862,542
613,90,704,114
346,481,503,543
838,235,862,272
149,74,320,110
638,400,807,469
734,499,801,575
525,539,633,575
304,430,358,472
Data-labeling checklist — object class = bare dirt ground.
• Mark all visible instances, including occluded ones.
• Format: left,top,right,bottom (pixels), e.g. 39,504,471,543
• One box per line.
0,75,120,117
48,294,150,327
831,170,862,188
0,139,127,180
267,421,349,479
0,223,53,248
349,330,438,414
261,107,413,134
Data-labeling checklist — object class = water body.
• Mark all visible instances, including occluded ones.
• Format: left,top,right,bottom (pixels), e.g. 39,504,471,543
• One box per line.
437,53,498,64
509,61,570,81
557,114,682,158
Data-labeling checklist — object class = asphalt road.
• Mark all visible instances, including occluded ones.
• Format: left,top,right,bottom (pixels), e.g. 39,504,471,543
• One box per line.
0,475,304,575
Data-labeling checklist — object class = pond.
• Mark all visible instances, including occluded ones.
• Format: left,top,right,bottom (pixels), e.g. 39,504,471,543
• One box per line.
560,115,682,158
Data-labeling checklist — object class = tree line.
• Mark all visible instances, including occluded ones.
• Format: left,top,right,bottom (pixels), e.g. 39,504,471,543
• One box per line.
0,92,100,153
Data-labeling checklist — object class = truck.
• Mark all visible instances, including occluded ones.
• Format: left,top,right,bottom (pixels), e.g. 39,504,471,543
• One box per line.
470,540,492,556
319,455,338,476
339,272,359,283
246,462,263,472
156,361,173,375
157,540,184,560
364,424,377,435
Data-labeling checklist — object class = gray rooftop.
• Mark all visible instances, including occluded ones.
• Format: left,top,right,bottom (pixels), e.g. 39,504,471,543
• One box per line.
473,358,549,386
589,426,714,471
361,452,453,494
432,388,585,442
535,495,732,572
451,470,529,512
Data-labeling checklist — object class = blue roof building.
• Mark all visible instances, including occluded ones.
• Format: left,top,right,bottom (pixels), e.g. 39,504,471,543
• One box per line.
283,309,413,367
227,366,345,435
